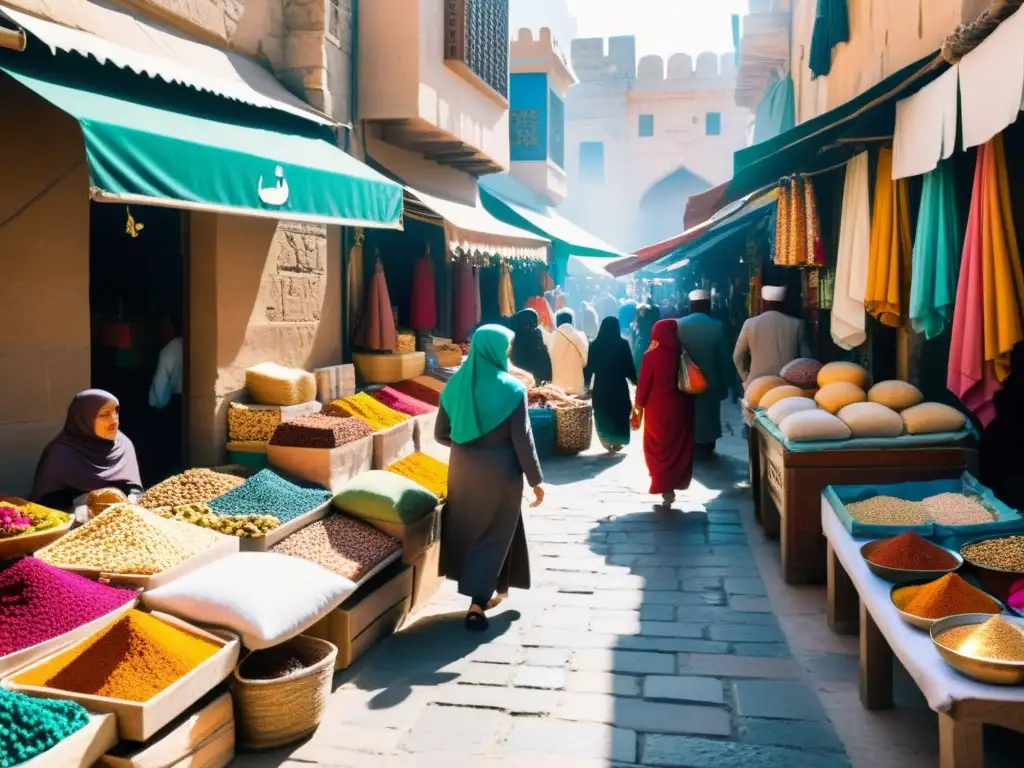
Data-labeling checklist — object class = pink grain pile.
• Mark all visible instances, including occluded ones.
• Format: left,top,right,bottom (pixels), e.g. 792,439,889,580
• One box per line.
0,557,136,655
371,386,437,416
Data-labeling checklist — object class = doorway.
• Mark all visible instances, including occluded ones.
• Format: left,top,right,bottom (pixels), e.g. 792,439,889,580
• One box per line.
89,202,188,486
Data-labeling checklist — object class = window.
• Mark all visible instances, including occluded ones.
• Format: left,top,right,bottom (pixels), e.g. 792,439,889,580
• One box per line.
578,142,605,183
444,0,510,100
326,0,343,45
548,91,565,168
638,114,654,138
705,112,722,136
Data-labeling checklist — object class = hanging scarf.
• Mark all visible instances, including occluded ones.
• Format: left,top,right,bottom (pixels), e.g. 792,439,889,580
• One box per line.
452,260,477,343
440,325,526,444
809,0,850,79
359,259,396,351
347,232,365,338
865,148,912,328
409,250,437,332
910,160,961,340
948,134,1024,427
831,151,871,349
774,177,823,266
498,263,516,318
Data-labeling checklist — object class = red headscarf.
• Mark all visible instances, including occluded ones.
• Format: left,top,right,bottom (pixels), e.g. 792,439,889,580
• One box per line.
647,319,681,369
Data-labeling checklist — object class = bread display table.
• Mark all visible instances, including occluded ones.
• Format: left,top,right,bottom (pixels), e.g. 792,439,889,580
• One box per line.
821,501,1024,767
754,414,975,583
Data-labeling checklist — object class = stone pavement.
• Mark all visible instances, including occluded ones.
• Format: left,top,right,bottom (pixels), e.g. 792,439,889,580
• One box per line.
245,407,853,768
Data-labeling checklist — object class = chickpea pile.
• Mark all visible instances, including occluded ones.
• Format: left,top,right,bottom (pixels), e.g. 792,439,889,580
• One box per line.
140,469,244,509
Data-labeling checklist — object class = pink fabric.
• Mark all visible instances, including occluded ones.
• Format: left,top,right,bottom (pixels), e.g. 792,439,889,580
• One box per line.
948,145,1002,426
1008,579,1024,612
409,255,437,331
360,260,397,352
474,266,482,324
453,261,478,343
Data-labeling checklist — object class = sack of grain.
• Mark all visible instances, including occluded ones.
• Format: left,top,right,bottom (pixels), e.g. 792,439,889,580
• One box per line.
246,363,317,406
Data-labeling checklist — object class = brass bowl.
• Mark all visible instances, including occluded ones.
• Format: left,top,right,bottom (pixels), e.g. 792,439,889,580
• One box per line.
930,613,1024,685
959,535,1024,603
890,580,1002,630
861,539,963,584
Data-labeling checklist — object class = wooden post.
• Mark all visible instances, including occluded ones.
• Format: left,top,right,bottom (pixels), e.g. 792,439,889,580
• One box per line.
859,601,893,710
938,713,983,768
827,544,859,635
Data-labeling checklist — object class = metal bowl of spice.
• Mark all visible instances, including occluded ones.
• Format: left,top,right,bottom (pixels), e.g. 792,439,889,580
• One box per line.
931,613,1024,685
862,531,962,584
959,535,1024,603
890,574,1003,630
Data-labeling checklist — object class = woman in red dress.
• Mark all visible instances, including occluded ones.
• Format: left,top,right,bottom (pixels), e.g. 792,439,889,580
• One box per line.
634,318,695,506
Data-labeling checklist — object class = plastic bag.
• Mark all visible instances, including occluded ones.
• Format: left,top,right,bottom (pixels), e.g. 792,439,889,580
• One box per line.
677,348,709,395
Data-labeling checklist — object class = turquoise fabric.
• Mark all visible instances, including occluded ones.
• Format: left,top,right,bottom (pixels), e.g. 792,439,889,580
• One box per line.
440,325,526,445
752,76,795,145
756,411,974,452
910,161,961,339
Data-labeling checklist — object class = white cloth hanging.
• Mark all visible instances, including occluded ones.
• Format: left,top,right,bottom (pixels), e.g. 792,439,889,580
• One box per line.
892,65,959,180
959,8,1024,149
831,152,871,350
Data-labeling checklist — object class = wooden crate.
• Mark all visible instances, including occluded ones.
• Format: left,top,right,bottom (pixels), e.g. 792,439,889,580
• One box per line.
369,507,441,562
21,713,117,768
238,500,332,553
372,420,417,469
4,613,240,742
266,437,373,494
353,352,426,385
410,541,442,611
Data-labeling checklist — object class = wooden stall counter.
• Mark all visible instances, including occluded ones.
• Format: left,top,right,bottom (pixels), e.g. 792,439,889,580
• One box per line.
822,500,1024,767
755,416,975,584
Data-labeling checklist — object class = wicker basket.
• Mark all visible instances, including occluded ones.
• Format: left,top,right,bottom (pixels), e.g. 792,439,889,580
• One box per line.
554,403,593,455
231,635,337,751
395,332,416,355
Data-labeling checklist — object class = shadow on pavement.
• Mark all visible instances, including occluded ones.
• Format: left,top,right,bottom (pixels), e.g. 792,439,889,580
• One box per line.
540,452,626,485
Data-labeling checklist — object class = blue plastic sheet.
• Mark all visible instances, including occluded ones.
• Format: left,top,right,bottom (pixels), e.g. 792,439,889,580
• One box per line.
756,411,974,452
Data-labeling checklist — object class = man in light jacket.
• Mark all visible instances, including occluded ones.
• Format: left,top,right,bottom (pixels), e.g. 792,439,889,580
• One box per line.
733,285,810,385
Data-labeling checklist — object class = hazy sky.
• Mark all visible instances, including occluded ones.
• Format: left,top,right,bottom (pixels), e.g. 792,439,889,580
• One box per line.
566,0,745,57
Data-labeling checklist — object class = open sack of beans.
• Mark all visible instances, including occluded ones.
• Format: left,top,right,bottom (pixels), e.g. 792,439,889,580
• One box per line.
271,514,401,582
228,401,322,442
209,470,331,524
269,414,373,449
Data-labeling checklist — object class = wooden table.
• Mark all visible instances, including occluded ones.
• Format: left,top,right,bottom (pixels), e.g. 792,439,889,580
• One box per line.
822,501,1024,767
755,418,976,584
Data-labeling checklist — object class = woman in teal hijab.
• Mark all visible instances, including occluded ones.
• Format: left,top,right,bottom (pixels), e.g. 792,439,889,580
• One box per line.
436,325,545,631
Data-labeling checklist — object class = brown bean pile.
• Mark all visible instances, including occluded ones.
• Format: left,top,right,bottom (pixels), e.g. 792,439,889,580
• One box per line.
271,514,400,581
269,414,372,449
922,493,994,526
962,536,1024,571
139,469,245,509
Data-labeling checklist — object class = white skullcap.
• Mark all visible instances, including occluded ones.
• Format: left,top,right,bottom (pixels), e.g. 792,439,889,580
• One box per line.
762,285,787,302
688,289,710,301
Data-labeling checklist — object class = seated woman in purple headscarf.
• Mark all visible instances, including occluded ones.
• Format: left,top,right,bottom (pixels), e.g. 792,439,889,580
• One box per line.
30,389,143,512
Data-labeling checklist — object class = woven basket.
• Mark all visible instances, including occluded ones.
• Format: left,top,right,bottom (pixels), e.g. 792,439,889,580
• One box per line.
231,635,337,751
435,349,462,368
554,403,593,455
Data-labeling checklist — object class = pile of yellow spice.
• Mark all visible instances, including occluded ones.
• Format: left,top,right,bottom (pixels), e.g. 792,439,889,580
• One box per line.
324,392,409,431
385,453,449,500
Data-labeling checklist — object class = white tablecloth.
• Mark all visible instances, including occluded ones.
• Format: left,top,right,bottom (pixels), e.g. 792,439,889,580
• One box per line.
821,495,1024,713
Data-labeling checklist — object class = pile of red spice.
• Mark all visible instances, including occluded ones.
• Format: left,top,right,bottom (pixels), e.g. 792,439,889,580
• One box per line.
0,557,136,656
902,573,998,619
371,386,437,417
867,531,958,571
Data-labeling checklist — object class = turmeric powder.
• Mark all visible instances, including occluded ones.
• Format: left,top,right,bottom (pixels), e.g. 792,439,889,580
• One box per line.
324,392,409,431
16,610,219,702
385,453,449,500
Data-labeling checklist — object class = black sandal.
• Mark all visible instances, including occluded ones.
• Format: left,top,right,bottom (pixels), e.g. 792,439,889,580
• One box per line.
465,606,489,632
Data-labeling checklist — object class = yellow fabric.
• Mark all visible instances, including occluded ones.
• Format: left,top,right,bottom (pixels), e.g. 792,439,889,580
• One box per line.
498,263,516,318
981,135,1024,383
865,148,912,328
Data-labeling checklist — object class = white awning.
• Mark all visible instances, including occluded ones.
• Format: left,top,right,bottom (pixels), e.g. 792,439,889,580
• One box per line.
0,3,332,126
405,187,550,263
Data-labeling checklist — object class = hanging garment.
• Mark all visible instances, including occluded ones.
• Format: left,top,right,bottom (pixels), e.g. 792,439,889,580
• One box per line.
452,260,477,343
753,75,796,145
409,252,437,332
831,151,871,349
347,233,365,339
774,177,823,266
359,259,397,352
809,0,850,79
948,135,1024,427
474,266,482,324
865,148,912,328
910,161,961,340
498,264,516,318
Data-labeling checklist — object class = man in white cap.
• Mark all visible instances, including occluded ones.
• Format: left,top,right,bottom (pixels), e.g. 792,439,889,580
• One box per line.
677,289,732,457
732,285,810,385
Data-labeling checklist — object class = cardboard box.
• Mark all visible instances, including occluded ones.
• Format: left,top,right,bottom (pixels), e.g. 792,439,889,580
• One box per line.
266,437,373,493
410,540,442,611
369,507,441,562
22,713,117,768
99,691,234,768
304,564,413,670
372,419,417,469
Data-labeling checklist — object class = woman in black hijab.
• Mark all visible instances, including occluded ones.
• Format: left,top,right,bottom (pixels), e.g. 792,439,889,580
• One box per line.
585,316,637,452
510,308,553,383
31,390,143,511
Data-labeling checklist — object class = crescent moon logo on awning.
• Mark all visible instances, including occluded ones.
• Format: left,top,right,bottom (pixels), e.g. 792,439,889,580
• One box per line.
258,166,290,207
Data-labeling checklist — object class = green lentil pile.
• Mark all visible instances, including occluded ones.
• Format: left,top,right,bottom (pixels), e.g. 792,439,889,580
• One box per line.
961,536,1024,571
208,470,331,523
0,687,90,767
154,503,280,538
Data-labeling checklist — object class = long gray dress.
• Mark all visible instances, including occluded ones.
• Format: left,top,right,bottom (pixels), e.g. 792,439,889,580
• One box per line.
434,394,542,602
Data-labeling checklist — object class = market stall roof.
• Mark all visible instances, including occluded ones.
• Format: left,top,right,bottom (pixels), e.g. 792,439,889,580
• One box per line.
404,186,550,263
653,196,776,273
3,64,404,227
0,4,332,126
567,255,630,281
479,175,625,259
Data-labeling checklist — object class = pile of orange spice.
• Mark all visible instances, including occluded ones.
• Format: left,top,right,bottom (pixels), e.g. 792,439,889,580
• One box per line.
867,531,958,571
898,574,998,620
15,610,219,702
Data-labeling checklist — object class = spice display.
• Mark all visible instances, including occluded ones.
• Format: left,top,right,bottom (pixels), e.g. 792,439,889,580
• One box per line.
371,386,437,417
391,379,441,408
846,496,933,526
323,392,409,431
269,414,372,449
935,616,1024,662
209,469,331,523
271,514,400,581
867,531,958,571
922,493,994,526
0,558,136,656
238,647,309,680
899,574,998,619
140,469,245,510
0,505,30,538
154,503,279,538
962,536,1024,571
385,453,449,500
228,403,280,442
16,610,219,702
0,497,70,538
36,504,224,575
0,688,90,767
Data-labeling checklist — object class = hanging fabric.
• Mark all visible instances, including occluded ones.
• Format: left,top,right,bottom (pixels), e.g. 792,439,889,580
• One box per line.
452,259,477,343
753,74,796,145
409,246,437,332
498,263,516,318
542,269,555,293
910,161,961,340
474,265,482,324
948,134,1024,427
347,229,365,339
865,148,912,328
831,151,871,349
808,0,850,79
773,176,823,266
359,256,396,352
